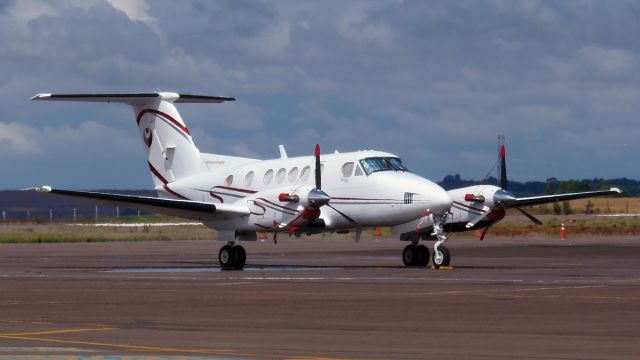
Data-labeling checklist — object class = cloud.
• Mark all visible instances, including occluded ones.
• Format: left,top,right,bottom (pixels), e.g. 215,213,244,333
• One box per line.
105,0,159,34
338,3,395,45
0,122,42,156
1,1,640,188
6,0,59,24
0,120,137,159
546,46,636,79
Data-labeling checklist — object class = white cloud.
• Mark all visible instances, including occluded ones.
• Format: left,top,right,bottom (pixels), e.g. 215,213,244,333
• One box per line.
0,120,137,159
105,0,159,34
0,122,42,156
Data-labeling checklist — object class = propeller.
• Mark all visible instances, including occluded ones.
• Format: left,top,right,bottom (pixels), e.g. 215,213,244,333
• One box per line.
498,143,542,225
278,144,357,231
466,140,542,231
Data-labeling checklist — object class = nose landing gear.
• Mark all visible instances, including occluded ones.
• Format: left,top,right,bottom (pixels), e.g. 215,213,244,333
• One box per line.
431,213,451,269
401,213,452,269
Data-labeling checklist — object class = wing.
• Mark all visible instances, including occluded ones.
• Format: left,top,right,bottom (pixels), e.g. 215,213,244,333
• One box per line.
514,188,622,207
26,187,249,220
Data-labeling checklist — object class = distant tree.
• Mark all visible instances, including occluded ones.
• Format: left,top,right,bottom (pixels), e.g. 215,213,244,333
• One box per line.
595,179,610,190
545,179,558,195
585,200,594,214
553,201,561,215
562,201,572,215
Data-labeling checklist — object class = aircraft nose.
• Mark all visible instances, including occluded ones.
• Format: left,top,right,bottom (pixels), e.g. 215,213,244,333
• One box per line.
428,185,453,216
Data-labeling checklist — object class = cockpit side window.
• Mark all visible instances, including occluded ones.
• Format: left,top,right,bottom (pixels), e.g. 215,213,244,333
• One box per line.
359,157,410,175
354,164,364,176
341,162,354,178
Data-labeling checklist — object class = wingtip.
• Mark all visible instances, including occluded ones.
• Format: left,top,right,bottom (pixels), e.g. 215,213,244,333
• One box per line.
23,186,52,192
611,187,622,194
31,93,51,101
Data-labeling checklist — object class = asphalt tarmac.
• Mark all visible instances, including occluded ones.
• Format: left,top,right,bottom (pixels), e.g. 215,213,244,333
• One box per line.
0,235,639,359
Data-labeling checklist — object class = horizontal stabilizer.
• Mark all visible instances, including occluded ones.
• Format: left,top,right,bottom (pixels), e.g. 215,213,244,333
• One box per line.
31,92,235,104
25,187,250,220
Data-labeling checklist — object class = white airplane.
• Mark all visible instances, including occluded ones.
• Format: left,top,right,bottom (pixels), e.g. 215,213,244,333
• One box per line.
390,141,622,254
29,92,454,269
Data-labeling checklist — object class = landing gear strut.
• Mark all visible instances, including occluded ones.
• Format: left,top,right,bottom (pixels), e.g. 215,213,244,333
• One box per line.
218,243,246,270
431,213,451,268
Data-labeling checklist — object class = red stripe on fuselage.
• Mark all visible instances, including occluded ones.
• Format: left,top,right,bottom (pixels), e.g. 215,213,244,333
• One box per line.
137,109,191,137
147,162,189,200
211,186,258,194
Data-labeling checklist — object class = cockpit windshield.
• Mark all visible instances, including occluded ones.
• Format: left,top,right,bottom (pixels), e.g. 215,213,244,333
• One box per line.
359,157,410,175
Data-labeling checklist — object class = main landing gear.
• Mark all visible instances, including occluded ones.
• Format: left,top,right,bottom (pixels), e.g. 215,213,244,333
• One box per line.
218,243,246,270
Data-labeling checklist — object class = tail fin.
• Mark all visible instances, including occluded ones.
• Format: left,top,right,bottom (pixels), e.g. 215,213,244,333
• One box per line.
32,92,235,189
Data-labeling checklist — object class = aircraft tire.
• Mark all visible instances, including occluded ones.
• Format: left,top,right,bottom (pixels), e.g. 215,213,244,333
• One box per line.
402,245,417,266
218,245,235,269
416,244,429,266
433,246,451,268
233,245,246,269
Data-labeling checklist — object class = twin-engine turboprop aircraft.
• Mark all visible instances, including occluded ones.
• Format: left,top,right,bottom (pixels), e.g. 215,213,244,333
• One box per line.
29,92,621,270
29,92,454,269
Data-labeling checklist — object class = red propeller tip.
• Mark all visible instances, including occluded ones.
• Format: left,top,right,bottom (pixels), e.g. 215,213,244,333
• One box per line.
315,144,320,157
499,144,506,158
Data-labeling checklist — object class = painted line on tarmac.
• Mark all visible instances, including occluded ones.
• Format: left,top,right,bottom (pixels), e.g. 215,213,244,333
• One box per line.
0,327,115,337
0,320,51,325
411,284,605,297
0,335,253,358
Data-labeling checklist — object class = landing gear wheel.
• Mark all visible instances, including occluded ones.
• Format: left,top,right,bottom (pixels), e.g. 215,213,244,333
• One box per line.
233,245,246,269
402,244,429,267
218,245,246,270
416,244,429,266
402,245,417,266
219,245,234,269
432,245,451,269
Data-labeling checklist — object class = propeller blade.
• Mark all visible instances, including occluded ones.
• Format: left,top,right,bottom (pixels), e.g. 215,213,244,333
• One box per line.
499,143,507,190
515,206,542,225
314,144,321,190
465,206,491,229
327,204,357,224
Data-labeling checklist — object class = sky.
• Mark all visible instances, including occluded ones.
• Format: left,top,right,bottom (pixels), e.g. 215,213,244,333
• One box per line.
1,0,639,190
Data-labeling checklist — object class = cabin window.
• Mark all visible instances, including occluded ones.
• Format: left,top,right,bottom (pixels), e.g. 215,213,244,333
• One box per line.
225,175,233,186
288,167,299,183
276,168,286,184
300,166,311,182
354,164,364,176
244,171,254,186
341,162,354,178
263,169,274,185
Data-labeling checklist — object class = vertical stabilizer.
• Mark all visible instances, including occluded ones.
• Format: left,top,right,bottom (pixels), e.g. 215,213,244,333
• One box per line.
31,92,235,198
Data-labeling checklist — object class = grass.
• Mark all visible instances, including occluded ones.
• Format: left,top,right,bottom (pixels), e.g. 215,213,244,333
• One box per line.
489,216,640,237
1,202,640,243
0,223,216,244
